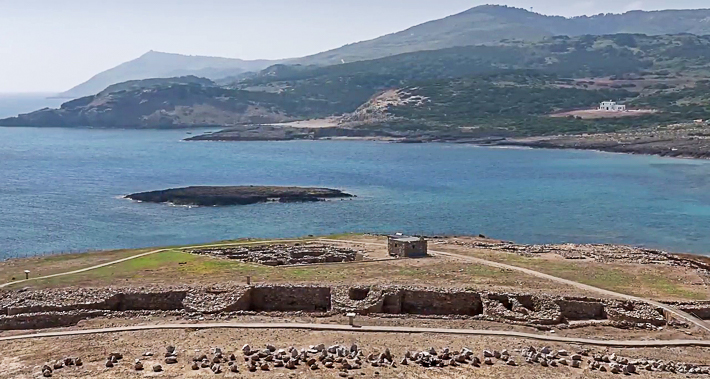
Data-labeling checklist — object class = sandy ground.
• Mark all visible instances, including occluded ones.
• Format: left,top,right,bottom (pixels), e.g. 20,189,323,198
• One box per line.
3,316,710,379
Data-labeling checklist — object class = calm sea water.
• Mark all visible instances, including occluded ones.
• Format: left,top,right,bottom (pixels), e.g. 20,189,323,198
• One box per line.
0,93,64,118
2,125,710,259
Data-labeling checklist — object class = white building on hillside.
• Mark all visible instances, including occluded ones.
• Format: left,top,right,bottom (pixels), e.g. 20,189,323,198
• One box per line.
599,101,626,112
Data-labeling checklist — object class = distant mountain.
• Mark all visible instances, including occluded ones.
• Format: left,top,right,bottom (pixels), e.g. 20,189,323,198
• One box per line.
294,5,710,65
8,34,710,132
58,51,280,99
57,6,710,100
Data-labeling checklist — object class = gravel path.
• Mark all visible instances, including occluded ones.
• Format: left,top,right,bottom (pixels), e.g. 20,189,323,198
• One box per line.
1,322,709,347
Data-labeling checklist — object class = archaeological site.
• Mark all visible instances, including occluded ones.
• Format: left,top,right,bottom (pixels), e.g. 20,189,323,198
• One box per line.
2,235,710,378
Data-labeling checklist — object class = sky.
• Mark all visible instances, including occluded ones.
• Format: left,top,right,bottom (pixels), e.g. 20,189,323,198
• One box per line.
1,0,709,93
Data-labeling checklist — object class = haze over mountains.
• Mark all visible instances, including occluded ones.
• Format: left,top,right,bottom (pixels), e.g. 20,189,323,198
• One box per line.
59,5,710,99
59,51,280,99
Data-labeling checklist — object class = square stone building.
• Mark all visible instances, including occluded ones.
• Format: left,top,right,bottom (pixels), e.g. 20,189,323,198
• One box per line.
387,235,428,258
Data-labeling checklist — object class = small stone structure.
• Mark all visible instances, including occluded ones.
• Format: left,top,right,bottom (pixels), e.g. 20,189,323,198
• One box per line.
388,235,428,258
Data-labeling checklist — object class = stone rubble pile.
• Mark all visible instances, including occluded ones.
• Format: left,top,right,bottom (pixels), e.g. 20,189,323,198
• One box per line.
40,357,82,377
589,352,710,375
239,343,368,373
189,243,360,266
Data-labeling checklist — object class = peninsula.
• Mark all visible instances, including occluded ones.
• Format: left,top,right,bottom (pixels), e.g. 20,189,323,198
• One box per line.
125,186,353,206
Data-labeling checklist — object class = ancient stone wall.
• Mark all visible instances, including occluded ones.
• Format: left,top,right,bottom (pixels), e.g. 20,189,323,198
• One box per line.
0,284,667,331
400,289,482,316
250,286,331,312
0,311,108,330
664,301,710,320
116,291,187,311
556,298,606,320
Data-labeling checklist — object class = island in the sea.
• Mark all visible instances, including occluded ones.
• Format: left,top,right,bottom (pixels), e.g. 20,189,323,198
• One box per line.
125,186,353,206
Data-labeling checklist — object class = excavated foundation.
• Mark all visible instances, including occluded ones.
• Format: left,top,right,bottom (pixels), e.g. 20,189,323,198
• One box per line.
0,284,668,330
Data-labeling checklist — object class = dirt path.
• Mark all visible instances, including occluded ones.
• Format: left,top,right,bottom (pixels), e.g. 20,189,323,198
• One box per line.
322,239,710,334
0,239,302,289
1,322,709,347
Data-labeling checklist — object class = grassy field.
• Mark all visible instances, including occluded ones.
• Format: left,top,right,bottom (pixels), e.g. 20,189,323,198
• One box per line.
438,244,709,301
5,244,587,296
0,234,366,286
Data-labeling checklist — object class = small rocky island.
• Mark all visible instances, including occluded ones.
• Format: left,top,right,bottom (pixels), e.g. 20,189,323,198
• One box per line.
125,186,353,206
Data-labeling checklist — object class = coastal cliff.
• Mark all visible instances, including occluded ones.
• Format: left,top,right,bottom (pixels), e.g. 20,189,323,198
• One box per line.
125,186,353,206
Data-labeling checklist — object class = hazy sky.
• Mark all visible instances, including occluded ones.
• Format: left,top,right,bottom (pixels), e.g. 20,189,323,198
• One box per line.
1,0,709,93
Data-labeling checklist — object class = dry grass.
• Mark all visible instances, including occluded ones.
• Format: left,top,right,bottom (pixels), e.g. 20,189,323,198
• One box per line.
15,250,587,297
434,242,709,302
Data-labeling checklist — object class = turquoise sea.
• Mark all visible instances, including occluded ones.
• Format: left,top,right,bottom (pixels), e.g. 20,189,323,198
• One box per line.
2,123,710,259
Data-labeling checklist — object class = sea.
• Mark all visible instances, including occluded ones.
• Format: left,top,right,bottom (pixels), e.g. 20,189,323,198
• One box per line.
1,95,710,258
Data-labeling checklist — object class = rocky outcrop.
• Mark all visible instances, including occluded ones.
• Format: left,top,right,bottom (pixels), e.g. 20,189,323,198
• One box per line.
487,127,710,160
125,186,353,206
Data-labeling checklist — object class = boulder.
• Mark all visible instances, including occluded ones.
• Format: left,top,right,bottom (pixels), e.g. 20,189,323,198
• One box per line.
152,364,163,372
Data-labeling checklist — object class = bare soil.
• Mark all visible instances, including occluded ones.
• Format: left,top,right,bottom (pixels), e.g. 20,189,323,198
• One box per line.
2,315,709,378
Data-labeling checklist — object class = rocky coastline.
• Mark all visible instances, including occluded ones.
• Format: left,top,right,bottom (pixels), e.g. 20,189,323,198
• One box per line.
125,186,353,206
185,123,710,160
478,127,710,160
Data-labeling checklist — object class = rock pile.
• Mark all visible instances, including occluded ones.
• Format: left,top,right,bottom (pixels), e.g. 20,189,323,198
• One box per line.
590,353,710,375
402,347,516,368
240,343,367,373
522,346,583,369
189,243,360,266
40,357,82,377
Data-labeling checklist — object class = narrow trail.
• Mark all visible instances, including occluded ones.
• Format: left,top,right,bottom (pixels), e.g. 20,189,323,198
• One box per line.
321,239,710,335
1,322,709,347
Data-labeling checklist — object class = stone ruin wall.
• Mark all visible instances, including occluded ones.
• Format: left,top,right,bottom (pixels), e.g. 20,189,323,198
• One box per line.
0,285,669,331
